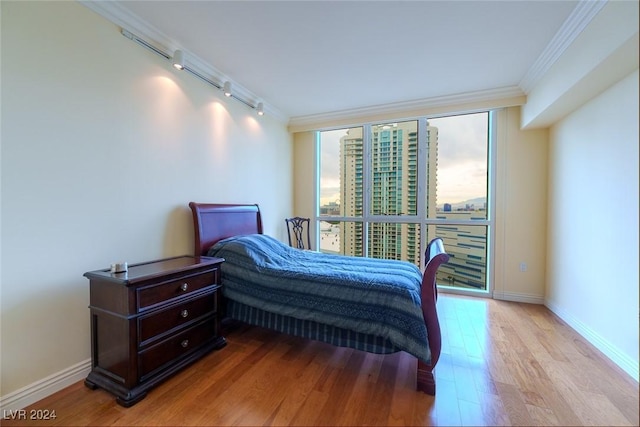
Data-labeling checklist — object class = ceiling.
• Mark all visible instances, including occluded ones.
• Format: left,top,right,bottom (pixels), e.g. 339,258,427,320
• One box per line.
109,0,580,121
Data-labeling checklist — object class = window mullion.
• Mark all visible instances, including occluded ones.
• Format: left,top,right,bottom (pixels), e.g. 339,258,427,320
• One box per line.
362,123,372,257
417,118,428,268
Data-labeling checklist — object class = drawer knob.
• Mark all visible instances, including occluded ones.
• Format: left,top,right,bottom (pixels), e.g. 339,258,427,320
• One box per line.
180,283,189,292
180,309,189,318
181,339,189,348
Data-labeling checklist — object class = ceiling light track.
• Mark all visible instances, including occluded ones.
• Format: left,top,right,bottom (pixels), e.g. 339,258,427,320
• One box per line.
120,28,264,116
121,28,170,61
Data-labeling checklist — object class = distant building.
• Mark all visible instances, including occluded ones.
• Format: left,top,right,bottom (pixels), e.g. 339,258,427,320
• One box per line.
319,202,340,216
434,212,487,289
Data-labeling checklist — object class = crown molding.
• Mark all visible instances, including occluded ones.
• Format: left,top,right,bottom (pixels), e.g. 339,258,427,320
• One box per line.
288,86,526,132
519,0,608,94
79,0,288,123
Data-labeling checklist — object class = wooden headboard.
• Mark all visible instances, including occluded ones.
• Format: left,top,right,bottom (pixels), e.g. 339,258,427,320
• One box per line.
188,203,263,256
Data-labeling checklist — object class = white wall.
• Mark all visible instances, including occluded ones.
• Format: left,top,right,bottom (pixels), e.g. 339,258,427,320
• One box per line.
546,69,639,380
1,0,292,404
493,107,548,303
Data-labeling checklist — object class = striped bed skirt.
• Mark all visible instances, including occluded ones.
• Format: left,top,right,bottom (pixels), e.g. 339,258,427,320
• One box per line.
226,299,402,355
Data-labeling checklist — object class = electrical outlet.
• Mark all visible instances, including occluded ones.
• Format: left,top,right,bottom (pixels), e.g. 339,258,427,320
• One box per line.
519,262,527,272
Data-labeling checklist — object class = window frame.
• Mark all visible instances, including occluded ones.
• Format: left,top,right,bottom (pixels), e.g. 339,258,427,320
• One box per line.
314,111,496,296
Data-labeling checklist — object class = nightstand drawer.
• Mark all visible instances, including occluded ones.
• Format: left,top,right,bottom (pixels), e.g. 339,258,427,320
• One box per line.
138,319,216,381
138,291,218,346
137,269,219,310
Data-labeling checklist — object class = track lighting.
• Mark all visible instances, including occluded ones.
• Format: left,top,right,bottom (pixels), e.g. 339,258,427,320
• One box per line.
121,29,267,117
172,50,184,70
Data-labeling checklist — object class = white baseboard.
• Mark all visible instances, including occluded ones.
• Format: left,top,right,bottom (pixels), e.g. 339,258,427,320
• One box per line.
545,300,639,382
493,290,545,305
0,359,91,412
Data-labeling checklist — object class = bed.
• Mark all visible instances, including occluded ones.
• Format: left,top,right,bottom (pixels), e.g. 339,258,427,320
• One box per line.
188,202,449,395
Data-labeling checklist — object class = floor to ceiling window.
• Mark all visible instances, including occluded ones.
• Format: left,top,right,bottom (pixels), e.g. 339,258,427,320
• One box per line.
318,111,494,293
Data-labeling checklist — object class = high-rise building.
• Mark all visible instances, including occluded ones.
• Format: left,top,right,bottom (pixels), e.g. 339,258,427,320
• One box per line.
334,122,487,290
339,122,438,264
339,127,364,256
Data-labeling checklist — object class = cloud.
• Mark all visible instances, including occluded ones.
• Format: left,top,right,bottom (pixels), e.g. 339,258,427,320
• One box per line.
319,128,348,205
430,112,488,165
429,112,489,203
438,159,487,204
320,129,347,184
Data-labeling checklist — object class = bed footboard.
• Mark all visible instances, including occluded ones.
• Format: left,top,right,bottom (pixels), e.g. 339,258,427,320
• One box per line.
417,238,449,395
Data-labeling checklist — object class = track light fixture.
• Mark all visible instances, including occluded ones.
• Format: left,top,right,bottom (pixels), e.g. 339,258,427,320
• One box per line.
121,29,266,117
172,50,184,70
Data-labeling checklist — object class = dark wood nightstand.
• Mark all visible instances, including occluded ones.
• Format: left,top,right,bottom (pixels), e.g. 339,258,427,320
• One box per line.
83,255,225,407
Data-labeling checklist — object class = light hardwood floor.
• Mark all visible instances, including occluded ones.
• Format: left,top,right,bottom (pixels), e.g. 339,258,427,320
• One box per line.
4,295,638,426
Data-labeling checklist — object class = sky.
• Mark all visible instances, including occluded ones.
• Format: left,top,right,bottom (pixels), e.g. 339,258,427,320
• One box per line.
319,112,488,207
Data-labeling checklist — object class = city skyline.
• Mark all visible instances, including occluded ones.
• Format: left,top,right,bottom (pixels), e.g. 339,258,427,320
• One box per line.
320,113,488,207
319,195,487,212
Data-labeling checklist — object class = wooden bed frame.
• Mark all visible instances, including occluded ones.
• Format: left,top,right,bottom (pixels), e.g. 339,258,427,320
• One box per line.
188,202,449,395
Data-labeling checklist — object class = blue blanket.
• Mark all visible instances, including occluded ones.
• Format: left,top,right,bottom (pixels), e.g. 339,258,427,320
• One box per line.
208,234,430,363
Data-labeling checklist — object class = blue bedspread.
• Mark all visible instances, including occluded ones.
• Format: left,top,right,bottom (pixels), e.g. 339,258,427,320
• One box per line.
208,234,430,363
